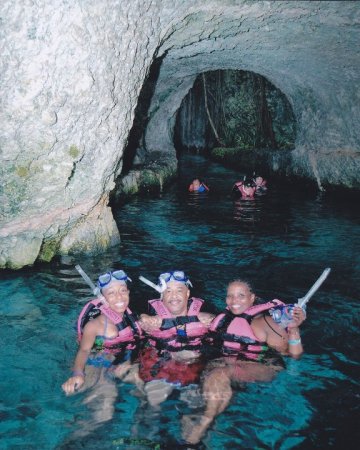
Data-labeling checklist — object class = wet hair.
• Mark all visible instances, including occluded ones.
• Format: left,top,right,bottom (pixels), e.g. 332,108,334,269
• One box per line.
226,279,263,304
227,279,254,293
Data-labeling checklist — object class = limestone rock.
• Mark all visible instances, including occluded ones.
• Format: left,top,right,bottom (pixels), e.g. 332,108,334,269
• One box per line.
59,198,120,255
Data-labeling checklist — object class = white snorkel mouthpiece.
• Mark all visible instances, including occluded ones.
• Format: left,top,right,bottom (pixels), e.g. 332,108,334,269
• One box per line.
139,276,167,294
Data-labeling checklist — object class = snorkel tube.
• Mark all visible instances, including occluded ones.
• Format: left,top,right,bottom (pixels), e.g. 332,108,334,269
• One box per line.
75,264,100,296
296,267,331,308
139,276,167,294
270,267,331,327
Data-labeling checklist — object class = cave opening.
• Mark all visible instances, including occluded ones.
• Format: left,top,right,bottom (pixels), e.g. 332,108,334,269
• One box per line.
112,67,297,205
174,70,296,157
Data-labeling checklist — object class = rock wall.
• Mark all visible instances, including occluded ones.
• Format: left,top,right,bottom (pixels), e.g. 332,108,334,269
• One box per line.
1,1,359,268
0,0,185,268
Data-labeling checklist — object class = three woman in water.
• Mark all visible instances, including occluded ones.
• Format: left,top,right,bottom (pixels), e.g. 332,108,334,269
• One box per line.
62,268,306,444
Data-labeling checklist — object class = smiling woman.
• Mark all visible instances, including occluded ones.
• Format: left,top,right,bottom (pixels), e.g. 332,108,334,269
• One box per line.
183,279,306,445
60,269,143,438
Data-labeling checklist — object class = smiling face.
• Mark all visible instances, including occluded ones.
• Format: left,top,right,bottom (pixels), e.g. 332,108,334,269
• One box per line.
102,281,130,314
226,281,255,315
162,280,190,317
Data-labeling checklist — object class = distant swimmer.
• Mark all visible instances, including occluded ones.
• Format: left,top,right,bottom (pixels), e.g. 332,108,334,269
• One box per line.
188,178,209,193
253,175,268,193
232,178,256,199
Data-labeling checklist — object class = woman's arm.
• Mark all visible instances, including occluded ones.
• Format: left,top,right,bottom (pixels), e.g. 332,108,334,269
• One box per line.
253,306,305,357
138,313,162,332
62,320,99,394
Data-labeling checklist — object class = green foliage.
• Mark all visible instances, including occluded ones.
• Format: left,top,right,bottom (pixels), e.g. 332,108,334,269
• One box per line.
38,238,60,262
199,70,296,150
69,145,80,159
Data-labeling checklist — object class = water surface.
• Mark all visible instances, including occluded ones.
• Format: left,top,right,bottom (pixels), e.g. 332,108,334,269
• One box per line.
1,153,359,449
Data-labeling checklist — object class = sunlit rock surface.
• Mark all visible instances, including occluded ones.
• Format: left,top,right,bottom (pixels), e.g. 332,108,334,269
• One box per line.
1,1,359,268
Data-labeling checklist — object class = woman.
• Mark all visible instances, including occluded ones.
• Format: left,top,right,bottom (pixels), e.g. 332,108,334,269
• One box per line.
183,279,305,445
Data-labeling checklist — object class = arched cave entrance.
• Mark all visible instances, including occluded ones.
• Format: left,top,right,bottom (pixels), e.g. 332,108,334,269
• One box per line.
112,66,297,203
174,70,296,156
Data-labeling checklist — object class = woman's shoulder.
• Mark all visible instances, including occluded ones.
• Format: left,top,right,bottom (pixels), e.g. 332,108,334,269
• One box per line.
83,314,105,334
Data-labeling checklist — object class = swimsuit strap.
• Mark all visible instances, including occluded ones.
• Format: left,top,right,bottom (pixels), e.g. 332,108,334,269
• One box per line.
263,315,283,338
103,315,108,337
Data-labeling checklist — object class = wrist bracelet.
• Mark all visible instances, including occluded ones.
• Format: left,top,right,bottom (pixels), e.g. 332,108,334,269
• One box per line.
72,370,85,377
288,331,300,337
288,338,301,345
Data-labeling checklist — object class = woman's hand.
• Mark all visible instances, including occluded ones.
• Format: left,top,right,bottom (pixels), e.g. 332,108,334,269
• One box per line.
139,314,162,332
62,375,85,395
288,306,306,328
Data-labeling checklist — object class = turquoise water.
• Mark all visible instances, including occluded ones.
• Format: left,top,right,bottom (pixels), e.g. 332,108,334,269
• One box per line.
0,154,359,449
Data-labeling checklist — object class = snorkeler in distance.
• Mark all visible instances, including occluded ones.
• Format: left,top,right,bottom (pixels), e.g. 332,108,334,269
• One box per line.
232,178,256,199
182,279,306,445
253,174,268,193
188,178,209,193
62,269,143,396
138,271,215,405
233,173,268,199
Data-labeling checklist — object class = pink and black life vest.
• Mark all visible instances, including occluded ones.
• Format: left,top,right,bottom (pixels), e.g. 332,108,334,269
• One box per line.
209,299,285,360
146,297,209,352
255,179,267,192
77,299,142,356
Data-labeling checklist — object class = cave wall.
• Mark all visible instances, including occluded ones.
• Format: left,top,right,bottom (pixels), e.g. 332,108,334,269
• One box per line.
1,1,359,268
0,0,188,268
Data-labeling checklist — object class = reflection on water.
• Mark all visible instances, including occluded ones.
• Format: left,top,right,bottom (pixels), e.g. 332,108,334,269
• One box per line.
0,153,359,449
233,197,262,223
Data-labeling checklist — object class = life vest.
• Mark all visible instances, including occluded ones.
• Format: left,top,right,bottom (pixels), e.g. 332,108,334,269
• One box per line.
255,178,267,193
189,183,209,193
209,299,285,360
236,182,256,199
146,297,208,352
198,183,209,193
77,299,142,355
233,181,256,199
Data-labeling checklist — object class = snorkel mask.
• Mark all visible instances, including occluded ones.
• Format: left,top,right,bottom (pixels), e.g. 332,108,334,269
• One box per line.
97,270,132,291
139,270,193,294
75,265,131,298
